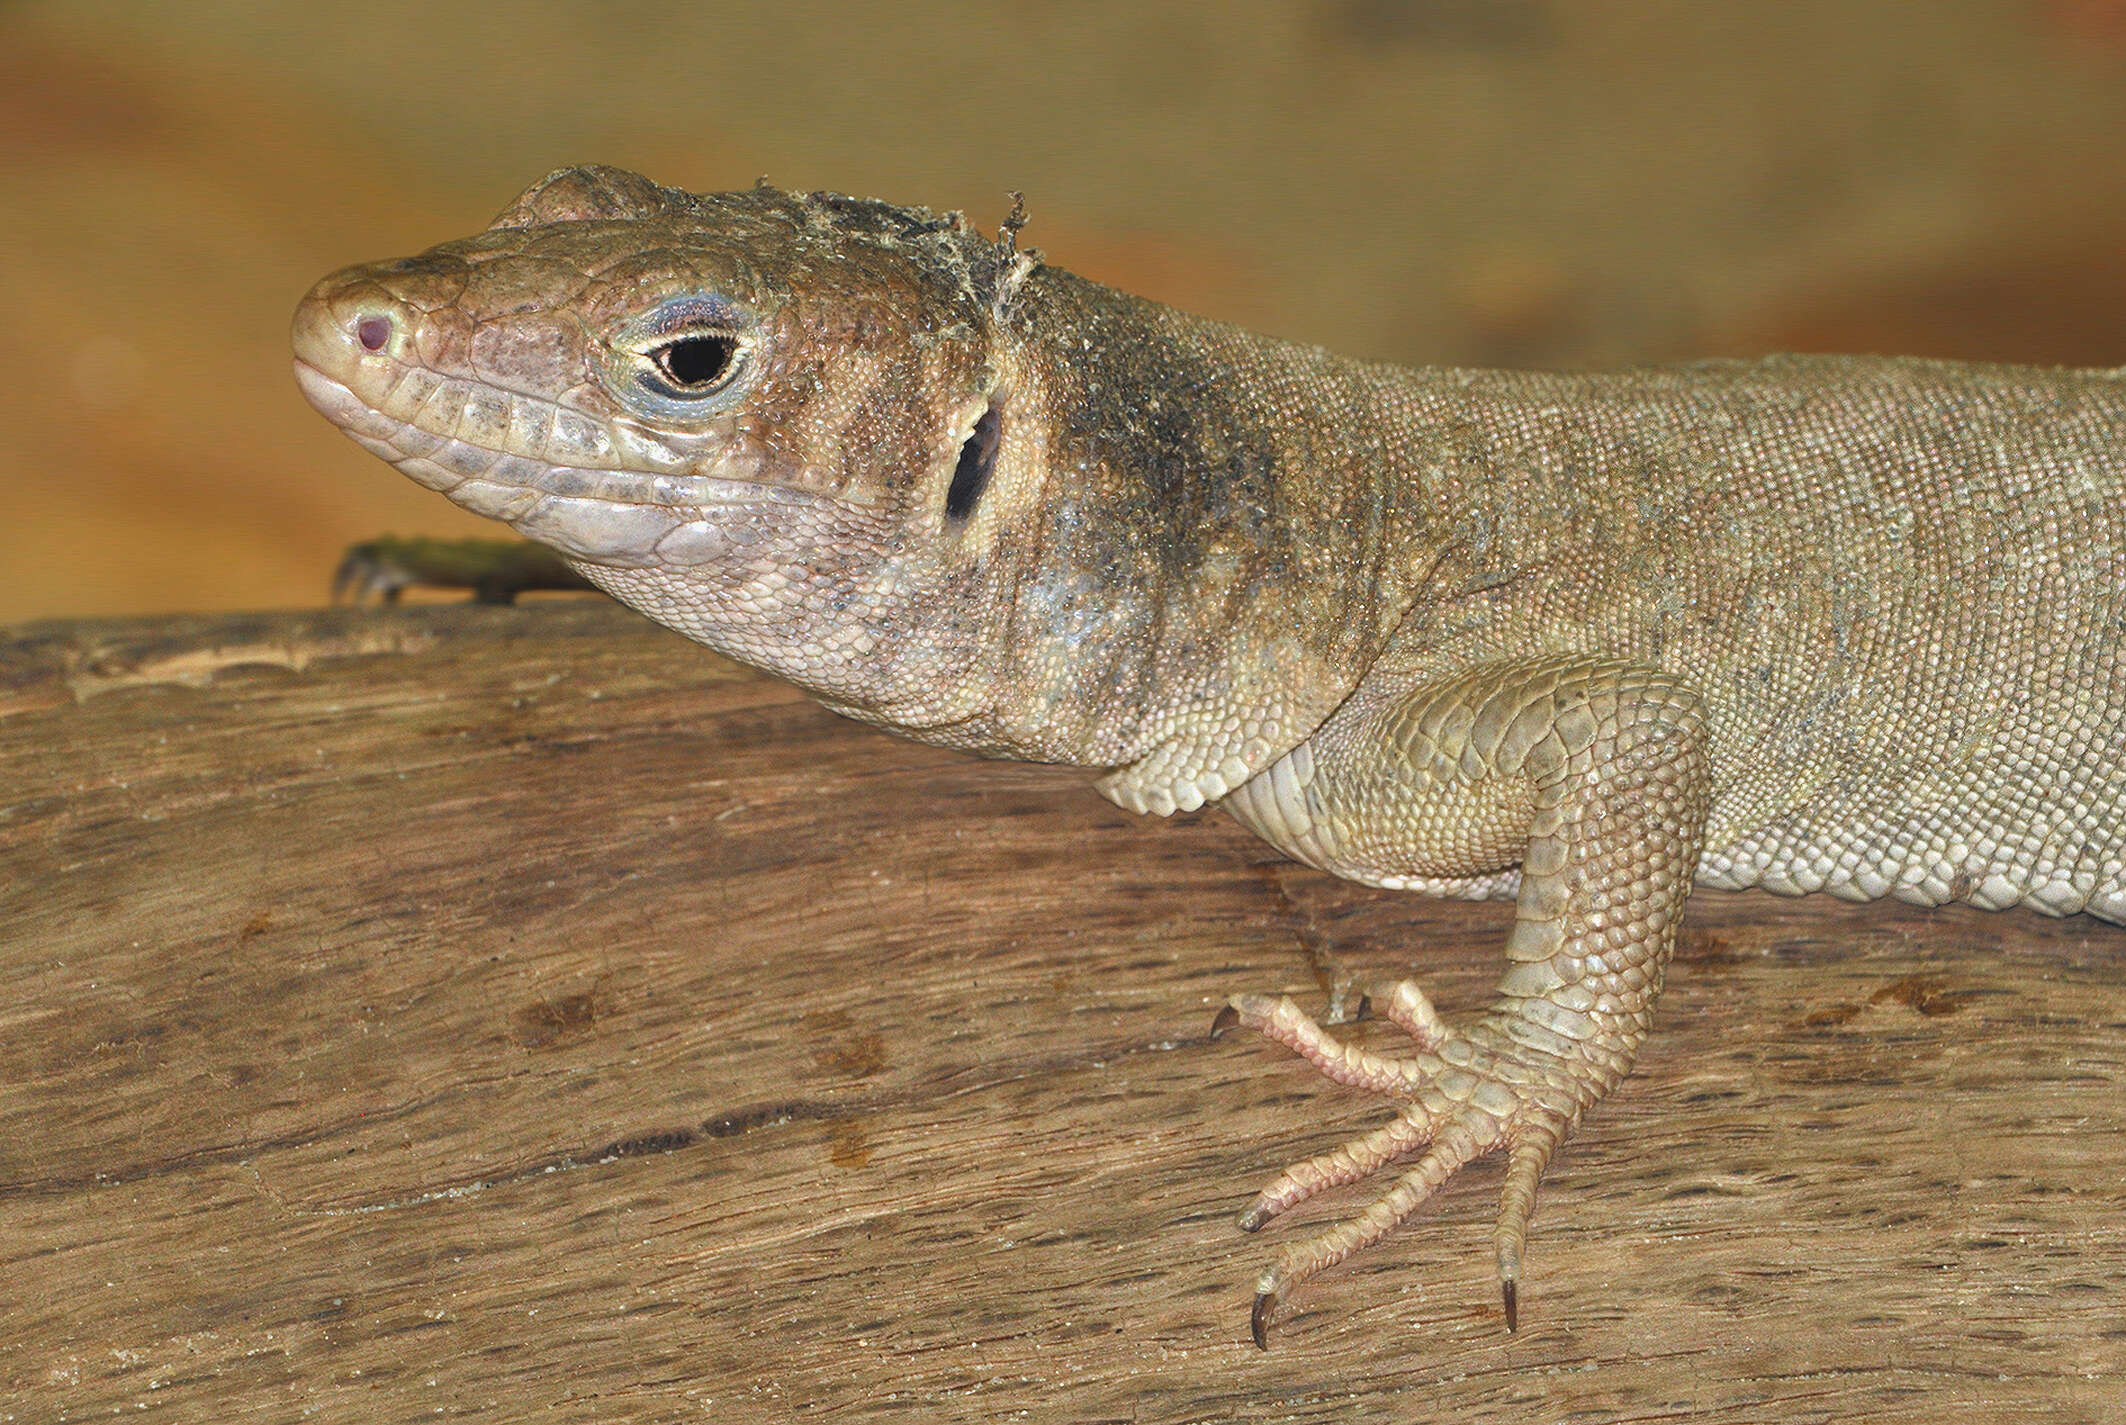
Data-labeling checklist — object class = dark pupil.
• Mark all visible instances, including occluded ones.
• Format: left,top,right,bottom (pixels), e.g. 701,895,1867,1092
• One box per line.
656,335,736,388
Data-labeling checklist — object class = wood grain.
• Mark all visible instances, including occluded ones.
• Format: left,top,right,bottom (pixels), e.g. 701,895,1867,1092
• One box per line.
2,603,2120,1422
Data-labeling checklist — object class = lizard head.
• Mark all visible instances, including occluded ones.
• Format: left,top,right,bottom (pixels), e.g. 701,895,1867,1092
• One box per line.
298,166,1411,795
293,165,1034,736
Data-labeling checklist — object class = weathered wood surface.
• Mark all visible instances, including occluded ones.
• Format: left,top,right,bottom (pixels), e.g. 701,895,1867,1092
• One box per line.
1,602,2120,1423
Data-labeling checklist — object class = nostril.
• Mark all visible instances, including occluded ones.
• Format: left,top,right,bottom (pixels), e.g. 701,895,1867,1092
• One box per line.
356,315,392,352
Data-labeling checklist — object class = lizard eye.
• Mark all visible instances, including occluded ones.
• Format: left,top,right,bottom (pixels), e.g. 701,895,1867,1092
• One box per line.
606,293,755,421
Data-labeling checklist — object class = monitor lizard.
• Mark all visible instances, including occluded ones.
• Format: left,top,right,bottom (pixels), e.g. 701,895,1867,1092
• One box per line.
291,165,2126,1346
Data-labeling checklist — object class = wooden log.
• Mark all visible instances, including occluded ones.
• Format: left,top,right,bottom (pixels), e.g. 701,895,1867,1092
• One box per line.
2,602,2120,1421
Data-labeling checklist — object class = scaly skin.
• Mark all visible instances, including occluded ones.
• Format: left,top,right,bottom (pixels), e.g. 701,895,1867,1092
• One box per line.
292,166,2126,1345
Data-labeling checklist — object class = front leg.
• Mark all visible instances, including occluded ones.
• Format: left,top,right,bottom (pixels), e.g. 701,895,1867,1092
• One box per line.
1216,656,1711,1344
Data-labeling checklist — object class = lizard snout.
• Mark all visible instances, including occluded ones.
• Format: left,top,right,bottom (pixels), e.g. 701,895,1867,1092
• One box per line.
289,263,426,394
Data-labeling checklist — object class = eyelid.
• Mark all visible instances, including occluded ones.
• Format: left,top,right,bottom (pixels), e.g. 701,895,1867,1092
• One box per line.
630,294,748,342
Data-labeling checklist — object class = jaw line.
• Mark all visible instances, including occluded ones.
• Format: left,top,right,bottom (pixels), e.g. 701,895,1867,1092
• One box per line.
292,359,822,507
293,358,834,568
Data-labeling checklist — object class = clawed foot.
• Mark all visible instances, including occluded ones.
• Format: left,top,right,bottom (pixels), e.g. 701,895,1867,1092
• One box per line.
1212,981,1601,1347
332,536,594,605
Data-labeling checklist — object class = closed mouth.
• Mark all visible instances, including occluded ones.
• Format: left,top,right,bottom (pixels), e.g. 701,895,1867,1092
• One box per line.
291,359,810,512
294,357,833,568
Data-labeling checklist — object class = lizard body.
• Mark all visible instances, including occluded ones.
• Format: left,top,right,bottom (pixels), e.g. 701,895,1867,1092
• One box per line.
293,166,2126,1343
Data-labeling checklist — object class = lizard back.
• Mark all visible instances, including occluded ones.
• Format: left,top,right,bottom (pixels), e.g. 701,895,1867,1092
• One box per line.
1334,356,2126,921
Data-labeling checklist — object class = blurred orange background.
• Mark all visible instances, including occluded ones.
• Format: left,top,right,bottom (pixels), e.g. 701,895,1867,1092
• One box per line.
5,0,2125,623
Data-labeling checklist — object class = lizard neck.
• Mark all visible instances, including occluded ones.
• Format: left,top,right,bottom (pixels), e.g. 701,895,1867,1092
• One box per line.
972,267,1463,814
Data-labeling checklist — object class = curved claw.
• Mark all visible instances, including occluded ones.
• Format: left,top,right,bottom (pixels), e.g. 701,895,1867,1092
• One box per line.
1209,1003,1240,1038
1492,1131,1553,1332
1251,1289,1276,1349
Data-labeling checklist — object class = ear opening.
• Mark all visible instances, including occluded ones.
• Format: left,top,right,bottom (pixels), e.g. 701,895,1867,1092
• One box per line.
946,394,1004,523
